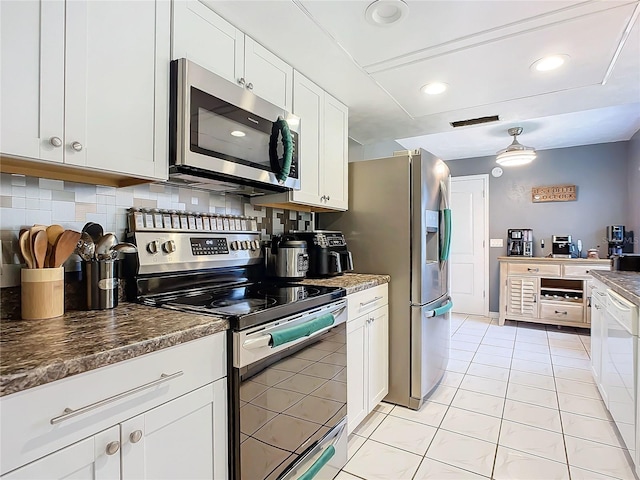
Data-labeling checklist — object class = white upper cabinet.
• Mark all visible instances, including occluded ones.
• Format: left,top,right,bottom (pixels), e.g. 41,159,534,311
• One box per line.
0,0,170,181
1,0,65,163
171,0,244,84
243,36,293,111
290,71,348,211
322,93,349,210
171,1,293,110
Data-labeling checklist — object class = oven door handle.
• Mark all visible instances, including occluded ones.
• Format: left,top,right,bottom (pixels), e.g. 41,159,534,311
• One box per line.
298,445,335,480
243,306,346,350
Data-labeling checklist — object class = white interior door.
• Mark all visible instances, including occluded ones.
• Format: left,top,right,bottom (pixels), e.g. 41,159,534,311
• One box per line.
450,175,488,316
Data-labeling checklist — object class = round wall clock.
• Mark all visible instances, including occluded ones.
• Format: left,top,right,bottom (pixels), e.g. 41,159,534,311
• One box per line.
491,167,503,178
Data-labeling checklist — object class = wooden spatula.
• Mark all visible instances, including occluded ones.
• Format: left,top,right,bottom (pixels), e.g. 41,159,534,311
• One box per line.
32,230,48,269
46,224,64,246
19,230,34,268
52,230,82,268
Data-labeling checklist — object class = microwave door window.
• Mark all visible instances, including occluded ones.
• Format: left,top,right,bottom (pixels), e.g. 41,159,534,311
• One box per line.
196,108,271,170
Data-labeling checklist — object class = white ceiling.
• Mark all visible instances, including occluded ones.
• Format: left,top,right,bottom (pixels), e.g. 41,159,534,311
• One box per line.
207,0,640,160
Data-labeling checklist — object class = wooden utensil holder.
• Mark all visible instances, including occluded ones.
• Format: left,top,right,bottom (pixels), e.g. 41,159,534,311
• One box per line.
21,267,64,320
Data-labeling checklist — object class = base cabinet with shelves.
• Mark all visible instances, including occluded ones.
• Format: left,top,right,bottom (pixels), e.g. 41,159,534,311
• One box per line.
346,284,389,434
0,333,227,479
499,258,610,328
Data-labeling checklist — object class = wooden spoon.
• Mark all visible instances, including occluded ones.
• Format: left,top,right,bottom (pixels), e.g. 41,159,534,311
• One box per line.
46,224,64,246
18,230,34,268
52,230,82,268
32,230,48,269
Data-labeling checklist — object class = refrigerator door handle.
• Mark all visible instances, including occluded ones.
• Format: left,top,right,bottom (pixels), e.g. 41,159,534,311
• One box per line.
424,298,453,318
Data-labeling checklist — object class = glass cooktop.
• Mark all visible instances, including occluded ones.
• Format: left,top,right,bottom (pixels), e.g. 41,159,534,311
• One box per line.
155,282,345,330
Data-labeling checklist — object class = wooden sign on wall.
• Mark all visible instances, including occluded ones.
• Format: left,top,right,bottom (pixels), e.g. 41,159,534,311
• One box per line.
531,184,577,203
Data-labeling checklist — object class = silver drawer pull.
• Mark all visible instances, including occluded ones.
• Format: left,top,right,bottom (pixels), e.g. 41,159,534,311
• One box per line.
555,310,568,315
527,267,539,272
50,371,184,425
360,296,383,307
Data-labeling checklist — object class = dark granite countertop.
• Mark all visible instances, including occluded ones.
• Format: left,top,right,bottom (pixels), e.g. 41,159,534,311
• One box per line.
299,273,391,294
0,303,228,397
0,274,389,397
591,271,640,306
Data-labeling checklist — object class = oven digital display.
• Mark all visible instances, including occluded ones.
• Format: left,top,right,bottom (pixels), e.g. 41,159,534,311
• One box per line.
190,237,229,255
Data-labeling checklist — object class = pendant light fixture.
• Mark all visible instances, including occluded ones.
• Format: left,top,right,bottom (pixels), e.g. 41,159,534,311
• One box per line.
496,127,537,166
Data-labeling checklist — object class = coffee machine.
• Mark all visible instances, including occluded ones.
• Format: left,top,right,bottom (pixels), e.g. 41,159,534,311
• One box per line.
507,229,533,257
607,225,625,257
552,235,575,258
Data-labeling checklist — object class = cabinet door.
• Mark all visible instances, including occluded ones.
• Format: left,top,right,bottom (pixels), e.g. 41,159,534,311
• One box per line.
506,276,538,318
291,71,323,206
2,426,120,480
346,315,367,434
172,0,244,84
65,0,169,179
590,291,606,391
120,380,227,480
322,94,349,210
243,36,293,111
0,0,64,163
367,305,389,407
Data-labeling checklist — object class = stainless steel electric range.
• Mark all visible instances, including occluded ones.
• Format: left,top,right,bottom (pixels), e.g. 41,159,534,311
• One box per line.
128,230,348,480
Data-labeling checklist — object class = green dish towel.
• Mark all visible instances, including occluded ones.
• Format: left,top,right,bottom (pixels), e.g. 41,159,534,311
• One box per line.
270,313,335,347
298,445,335,480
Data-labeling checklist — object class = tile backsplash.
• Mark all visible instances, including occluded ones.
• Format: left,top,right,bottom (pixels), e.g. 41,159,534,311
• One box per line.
0,173,312,285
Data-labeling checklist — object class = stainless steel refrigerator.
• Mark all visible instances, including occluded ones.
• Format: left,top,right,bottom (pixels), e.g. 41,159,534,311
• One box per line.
320,149,452,410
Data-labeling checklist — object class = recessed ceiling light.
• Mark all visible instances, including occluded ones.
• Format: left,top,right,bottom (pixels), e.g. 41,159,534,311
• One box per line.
421,82,448,95
230,130,246,137
531,54,569,72
365,0,409,26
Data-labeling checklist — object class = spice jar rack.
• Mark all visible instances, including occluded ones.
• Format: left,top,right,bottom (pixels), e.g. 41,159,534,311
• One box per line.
128,208,258,232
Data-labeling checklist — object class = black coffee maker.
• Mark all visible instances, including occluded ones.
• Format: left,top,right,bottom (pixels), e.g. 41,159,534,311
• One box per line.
607,225,625,257
507,229,533,256
291,231,354,277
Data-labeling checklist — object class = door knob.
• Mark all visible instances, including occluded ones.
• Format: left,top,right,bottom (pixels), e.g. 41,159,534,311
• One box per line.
246,82,253,90
71,141,83,152
237,77,245,86
105,441,120,455
129,430,143,444
49,136,62,147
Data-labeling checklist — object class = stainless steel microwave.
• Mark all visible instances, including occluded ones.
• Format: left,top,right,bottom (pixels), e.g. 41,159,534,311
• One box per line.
169,59,300,193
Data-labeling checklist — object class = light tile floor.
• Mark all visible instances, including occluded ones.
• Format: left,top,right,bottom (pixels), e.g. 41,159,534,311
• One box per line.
337,313,638,480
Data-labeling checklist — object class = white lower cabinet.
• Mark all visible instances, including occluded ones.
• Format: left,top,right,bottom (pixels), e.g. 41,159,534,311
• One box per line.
346,285,389,434
590,280,608,401
2,426,121,480
0,333,227,479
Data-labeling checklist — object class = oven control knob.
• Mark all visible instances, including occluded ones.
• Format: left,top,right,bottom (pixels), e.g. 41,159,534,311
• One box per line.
230,241,239,251
253,240,261,251
146,240,159,254
163,240,176,254
242,241,249,250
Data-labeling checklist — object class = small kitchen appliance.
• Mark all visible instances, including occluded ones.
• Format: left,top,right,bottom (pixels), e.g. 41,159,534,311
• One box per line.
320,149,453,410
170,59,300,193
552,235,574,258
607,225,625,257
612,254,640,271
265,235,309,280
291,231,354,277
507,229,533,256
126,228,347,480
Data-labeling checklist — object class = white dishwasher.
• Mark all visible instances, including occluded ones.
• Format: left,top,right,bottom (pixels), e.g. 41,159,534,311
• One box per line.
603,288,638,463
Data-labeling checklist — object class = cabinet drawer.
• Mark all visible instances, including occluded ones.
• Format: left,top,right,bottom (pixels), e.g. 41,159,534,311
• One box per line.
540,303,584,323
563,263,610,278
508,263,561,276
347,284,388,320
0,332,226,475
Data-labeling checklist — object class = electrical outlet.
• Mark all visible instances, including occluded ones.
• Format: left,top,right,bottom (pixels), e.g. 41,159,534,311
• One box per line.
490,239,503,248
